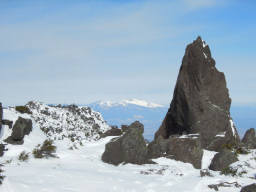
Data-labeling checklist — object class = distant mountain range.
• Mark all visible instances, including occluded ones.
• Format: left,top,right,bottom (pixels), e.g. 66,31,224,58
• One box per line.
88,99,167,141
88,99,256,141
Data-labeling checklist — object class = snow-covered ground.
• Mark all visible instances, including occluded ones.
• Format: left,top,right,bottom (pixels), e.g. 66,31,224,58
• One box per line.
0,102,256,192
1,135,256,192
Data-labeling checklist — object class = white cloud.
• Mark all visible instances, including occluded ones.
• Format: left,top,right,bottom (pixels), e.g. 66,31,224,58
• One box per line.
182,0,217,10
1,0,254,106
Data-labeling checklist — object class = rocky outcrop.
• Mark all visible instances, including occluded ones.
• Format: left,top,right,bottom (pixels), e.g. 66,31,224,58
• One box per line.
121,125,129,132
241,184,256,192
128,121,144,132
148,134,203,169
100,126,122,138
0,144,6,157
209,149,238,171
166,136,203,169
26,101,110,143
15,105,32,114
0,103,2,133
102,121,148,165
155,36,239,150
242,128,256,149
2,120,13,129
241,183,256,192
147,136,169,159
120,121,145,133
5,117,32,145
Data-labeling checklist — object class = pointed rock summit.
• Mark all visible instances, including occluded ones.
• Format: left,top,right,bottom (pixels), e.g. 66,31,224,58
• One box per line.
155,36,239,150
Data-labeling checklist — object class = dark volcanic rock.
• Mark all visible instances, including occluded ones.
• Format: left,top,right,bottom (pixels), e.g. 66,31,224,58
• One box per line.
5,117,32,145
121,125,129,132
129,121,144,132
101,126,122,138
241,184,256,192
102,121,148,165
2,120,13,129
209,149,238,171
242,128,256,149
166,135,203,169
147,135,169,159
147,134,203,169
121,121,144,133
0,103,2,133
155,36,239,150
0,144,7,157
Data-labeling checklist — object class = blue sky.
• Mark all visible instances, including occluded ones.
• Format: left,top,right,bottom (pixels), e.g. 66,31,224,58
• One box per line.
0,0,255,106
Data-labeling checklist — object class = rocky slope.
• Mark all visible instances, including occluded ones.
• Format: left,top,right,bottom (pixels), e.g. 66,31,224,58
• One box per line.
0,101,111,149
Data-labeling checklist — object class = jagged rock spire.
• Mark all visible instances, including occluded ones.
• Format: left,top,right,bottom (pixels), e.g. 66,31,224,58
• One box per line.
155,36,239,150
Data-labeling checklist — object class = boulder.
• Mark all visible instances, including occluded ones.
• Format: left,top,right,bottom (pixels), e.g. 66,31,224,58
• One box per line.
0,144,6,157
209,149,238,171
2,120,13,129
5,117,32,145
147,135,169,159
207,136,232,152
101,126,122,138
15,105,32,114
121,121,144,133
0,103,2,133
242,128,256,149
147,134,203,169
166,135,203,169
154,36,239,150
121,125,129,132
241,184,256,192
102,121,148,165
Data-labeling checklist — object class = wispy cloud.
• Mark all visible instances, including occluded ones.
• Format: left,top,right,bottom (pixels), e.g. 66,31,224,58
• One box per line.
0,0,255,106
182,0,218,10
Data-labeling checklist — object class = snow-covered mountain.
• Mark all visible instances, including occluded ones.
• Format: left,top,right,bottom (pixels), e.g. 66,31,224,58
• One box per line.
88,99,168,141
1,101,111,149
92,99,164,108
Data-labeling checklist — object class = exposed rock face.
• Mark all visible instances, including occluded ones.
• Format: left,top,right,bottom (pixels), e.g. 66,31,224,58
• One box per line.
128,121,144,132
242,128,256,149
0,144,6,157
166,136,203,169
155,36,239,150
241,184,256,192
102,121,148,165
2,120,13,129
121,125,129,132
148,134,203,169
147,136,169,159
120,121,144,133
100,126,122,138
0,103,2,133
209,149,238,171
5,117,32,145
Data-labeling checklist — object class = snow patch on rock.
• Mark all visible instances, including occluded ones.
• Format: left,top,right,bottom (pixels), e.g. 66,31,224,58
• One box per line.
229,119,236,137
